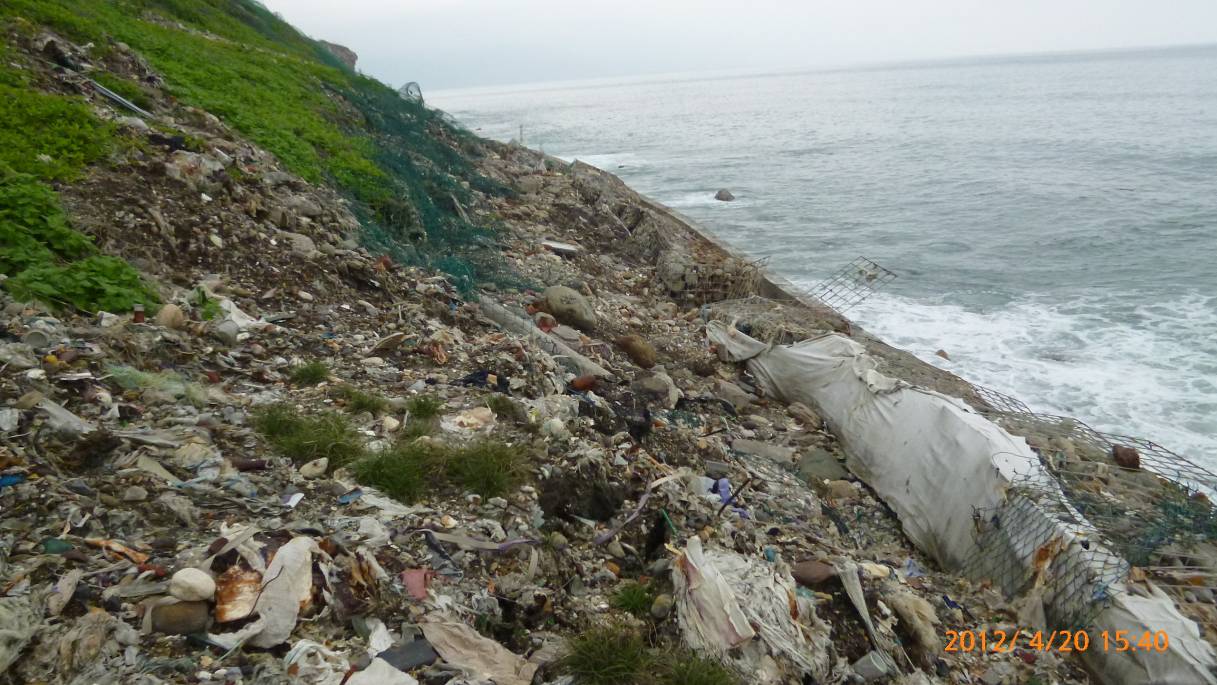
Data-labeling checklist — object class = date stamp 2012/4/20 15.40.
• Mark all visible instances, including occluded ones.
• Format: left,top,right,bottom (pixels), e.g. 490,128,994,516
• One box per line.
944,629,1170,653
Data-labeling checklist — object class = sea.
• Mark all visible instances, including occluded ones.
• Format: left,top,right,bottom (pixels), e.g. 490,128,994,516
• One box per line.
431,45,1217,466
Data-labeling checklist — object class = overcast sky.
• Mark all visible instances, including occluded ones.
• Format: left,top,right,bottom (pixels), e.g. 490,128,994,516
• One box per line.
260,0,1217,91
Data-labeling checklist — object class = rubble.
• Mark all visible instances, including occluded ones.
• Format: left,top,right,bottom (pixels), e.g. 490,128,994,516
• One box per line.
0,18,1116,685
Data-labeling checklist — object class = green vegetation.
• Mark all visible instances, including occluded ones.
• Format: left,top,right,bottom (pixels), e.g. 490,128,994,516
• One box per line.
406,395,445,420
289,361,330,386
90,71,154,112
352,439,527,502
557,625,738,685
1,168,158,312
252,403,364,468
557,626,653,685
0,65,114,181
611,582,655,618
333,384,389,415
0,0,521,293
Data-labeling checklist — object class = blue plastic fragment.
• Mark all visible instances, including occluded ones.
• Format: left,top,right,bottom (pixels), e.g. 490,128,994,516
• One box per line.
338,487,364,504
0,474,26,490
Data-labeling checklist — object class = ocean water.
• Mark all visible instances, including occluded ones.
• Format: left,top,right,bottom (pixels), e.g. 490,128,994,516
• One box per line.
432,45,1217,465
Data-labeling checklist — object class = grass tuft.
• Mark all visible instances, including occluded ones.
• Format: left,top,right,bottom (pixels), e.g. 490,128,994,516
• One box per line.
611,582,655,618
352,439,527,502
333,384,389,415
661,653,738,685
557,625,652,685
406,394,445,420
289,361,330,386
252,403,364,468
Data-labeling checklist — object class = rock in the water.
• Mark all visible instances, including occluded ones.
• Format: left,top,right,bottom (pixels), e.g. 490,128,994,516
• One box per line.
791,559,837,586
541,285,596,331
151,600,210,634
650,593,674,620
714,189,735,201
935,349,951,360
1112,445,1140,470
616,334,656,368
169,568,216,602
155,303,187,330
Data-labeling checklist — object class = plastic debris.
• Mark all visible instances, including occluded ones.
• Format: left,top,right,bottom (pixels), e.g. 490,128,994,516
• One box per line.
420,619,538,685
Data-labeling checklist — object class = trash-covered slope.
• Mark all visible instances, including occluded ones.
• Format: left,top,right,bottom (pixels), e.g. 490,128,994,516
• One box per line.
0,3,1106,685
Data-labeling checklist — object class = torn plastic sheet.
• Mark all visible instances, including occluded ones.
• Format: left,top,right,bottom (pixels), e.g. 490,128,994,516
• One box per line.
284,639,349,685
347,657,419,685
412,529,538,553
210,536,318,649
419,619,537,685
671,536,829,682
0,595,38,674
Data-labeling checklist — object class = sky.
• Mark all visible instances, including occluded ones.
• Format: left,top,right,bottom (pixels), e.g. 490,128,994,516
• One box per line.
260,0,1217,91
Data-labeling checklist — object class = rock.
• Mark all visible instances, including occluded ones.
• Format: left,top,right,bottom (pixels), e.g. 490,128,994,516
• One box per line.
382,416,401,433
370,332,407,354
796,448,848,481
714,189,735,201
169,568,216,602
122,485,149,502
300,458,329,479
297,290,315,302
731,438,796,466
650,594,674,620
606,540,626,559
541,285,596,331
164,150,225,191
787,402,822,430
791,559,837,586
615,334,656,368
0,408,20,433
825,479,857,499
935,349,951,361
715,380,755,412
541,239,580,257
279,230,319,258
155,303,187,329
1112,445,1140,470
704,460,731,479
548,532,569,550
213,320,240,346
285,195,323,217
632,369,682,409
318,40,358,69
361,356,385,367
151,600,210,635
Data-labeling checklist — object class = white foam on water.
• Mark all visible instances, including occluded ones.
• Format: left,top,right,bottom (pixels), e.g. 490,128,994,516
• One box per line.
831,289,1217,467
558,152,647,171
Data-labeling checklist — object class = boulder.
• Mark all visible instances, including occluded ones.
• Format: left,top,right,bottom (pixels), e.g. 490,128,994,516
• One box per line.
279,230,319,258
715,380,755,412
791,559,837,586
731,438,796,466
787,402,822,430
1112,445,1140,470
155,303,187,330
714,189,735,201
616,334,656,368
796,448,848,481
151,600,210,634
632,369,682,409
541,285,596,331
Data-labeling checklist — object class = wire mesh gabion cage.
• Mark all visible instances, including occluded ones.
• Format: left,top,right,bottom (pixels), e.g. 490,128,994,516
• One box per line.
803,257,897,312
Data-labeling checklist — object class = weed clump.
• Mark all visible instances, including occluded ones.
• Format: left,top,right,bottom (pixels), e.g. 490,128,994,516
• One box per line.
289,361,330,386
557,625,739,685
611,582,655,618
353,439,527,502
406,395,445,420
253,403,364,467
557,626,652,685
333,385,389,415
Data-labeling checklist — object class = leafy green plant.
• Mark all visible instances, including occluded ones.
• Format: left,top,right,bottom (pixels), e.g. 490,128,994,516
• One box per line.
289,361,330,386
253,403,365,468
0,66,114,181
